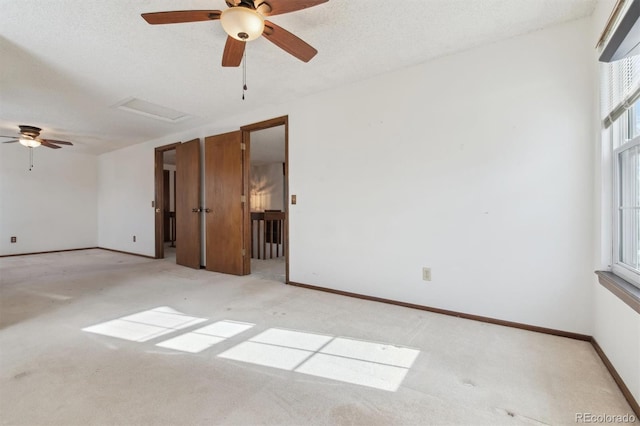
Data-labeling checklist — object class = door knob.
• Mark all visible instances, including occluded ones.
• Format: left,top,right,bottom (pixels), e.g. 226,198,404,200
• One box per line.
155,208,161,213
204,208,212,213
192,208,202,213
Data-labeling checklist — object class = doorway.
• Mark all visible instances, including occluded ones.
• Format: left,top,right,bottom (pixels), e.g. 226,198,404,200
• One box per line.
154,139,201,269
154,142,180,260
153,116,289,282
242,116,289,283
162,149,177,261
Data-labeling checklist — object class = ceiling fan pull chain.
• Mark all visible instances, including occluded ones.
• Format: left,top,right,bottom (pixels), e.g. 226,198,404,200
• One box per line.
29,147,34,171
242,46,247,100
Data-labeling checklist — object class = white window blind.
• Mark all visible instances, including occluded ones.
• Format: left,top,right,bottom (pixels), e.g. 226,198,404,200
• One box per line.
602,55,640,128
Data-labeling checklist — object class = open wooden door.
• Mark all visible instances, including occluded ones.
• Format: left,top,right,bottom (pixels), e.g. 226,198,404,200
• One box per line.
176,139,201,269
204,131,247,275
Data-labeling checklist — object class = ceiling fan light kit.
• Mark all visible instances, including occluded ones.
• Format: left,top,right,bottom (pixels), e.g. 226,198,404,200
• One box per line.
220,7,265,41
19,137,41,148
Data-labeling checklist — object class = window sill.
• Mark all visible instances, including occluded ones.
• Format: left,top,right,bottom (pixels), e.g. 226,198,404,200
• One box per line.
596,271,640,315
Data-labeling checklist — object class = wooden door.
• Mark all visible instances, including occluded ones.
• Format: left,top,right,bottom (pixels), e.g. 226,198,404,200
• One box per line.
205,131,247,275
176,139,201,269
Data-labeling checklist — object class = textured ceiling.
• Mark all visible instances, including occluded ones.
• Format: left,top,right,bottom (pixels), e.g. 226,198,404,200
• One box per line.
0,0,596,154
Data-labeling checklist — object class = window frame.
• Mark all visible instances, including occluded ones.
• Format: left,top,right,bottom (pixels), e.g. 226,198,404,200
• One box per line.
612,129,640,288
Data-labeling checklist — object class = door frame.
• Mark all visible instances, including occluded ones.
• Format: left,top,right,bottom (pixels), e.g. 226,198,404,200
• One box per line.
241,116,289,283
154,142,181,259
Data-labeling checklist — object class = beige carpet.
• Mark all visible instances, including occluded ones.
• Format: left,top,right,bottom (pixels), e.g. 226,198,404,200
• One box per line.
0,249,636,425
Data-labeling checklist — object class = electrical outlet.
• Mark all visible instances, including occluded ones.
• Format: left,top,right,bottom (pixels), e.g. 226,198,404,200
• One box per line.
133,235,136,242
10,236,17,243
422,267,431,281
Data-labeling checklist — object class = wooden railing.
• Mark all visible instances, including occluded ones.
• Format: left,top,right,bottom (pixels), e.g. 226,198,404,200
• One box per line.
251,211,285,259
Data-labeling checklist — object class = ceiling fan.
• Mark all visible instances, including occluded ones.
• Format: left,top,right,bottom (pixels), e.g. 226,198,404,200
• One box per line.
141,0,328,67
1,125,74,149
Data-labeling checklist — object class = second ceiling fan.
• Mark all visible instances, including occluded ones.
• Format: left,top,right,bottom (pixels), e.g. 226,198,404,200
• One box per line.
141,0,328,67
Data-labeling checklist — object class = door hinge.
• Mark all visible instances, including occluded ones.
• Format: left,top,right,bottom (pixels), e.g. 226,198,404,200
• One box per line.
242,249,246,256
240,143,246,150
241,195,246,203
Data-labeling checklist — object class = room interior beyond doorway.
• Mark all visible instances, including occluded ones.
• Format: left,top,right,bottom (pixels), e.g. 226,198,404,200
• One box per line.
248,124,286,282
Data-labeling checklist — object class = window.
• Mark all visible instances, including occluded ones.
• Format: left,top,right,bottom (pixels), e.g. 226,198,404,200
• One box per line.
603,54,640,287
632,101,640,137
613,127,640,285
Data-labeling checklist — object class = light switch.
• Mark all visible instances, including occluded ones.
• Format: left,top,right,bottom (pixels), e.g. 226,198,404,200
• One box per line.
291,195,297,205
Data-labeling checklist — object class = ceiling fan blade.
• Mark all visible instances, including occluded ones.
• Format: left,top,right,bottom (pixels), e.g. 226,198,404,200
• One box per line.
40,141,61,149
42,139,73,146
222,36,246,67
256,0,328,16
2,140,19,144
141,10,222,25
39,141,61,149
262,21,317,62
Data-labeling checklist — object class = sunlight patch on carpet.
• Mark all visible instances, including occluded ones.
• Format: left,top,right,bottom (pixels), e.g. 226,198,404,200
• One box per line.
218,328,420,391
82,306,207,342
156,320,255,353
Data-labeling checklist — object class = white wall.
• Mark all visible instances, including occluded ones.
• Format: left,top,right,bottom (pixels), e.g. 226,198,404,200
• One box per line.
97,17,594,334
591,0,640,405
288,17,595,334
0,144,97,255
98,142,155,254
250,163,284,212
594,283,640,402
